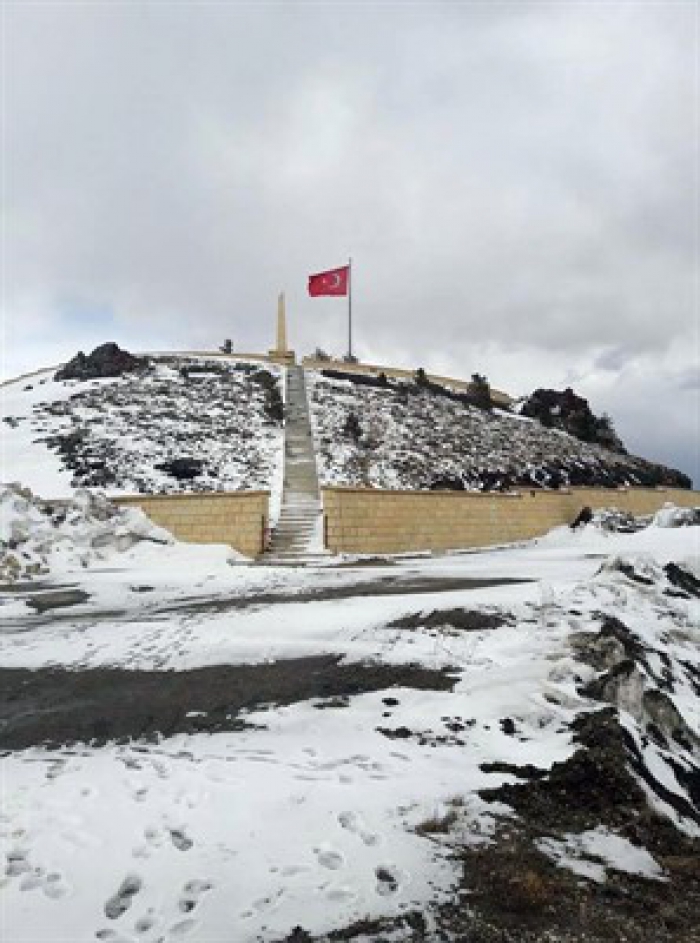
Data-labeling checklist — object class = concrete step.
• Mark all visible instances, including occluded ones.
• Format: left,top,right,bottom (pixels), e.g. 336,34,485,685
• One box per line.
272,518,318,528
272,531,317,540
270,527,316,536
259,554,332,566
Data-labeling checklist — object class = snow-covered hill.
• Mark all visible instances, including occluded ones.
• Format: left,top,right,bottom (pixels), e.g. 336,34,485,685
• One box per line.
307,370,690,491
2,354,691,504
1,356,284,498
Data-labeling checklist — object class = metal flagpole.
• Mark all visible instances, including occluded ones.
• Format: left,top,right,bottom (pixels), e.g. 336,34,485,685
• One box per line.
348,257,353,360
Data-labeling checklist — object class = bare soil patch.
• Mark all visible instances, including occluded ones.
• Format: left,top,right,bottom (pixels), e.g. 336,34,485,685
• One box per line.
387,607,513,632
0,657,457,750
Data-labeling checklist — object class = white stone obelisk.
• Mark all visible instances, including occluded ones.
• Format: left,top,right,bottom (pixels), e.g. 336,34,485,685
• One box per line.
269,291,295,364
277,292,287,353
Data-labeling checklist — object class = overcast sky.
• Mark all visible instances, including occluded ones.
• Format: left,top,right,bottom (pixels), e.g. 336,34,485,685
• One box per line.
3,1,698,483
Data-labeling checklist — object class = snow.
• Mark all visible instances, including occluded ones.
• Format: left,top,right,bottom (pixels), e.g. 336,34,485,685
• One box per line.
1,357,283,498
536,827,666,883
1,716,460,942
306,369,686,491
1,507,699,941
0,484,244,587
652,502,700,528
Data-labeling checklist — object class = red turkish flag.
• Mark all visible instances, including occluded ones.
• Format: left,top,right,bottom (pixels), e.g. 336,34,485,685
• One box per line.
308,265,349,297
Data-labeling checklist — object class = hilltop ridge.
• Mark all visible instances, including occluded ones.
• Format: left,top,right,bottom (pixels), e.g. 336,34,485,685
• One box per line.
1,345,690,498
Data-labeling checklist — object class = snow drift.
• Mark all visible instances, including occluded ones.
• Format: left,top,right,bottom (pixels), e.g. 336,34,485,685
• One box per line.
0,484,175,582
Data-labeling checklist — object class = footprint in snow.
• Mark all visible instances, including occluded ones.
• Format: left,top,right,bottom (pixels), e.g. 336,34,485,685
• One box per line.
18,865,68,898
46,761,66,781
375,866,401,897
252,889,284,913
178,878,212,913
20,871,44,891
325,886,357,903
168,918,197,937
132,826,161,858
149,760,170,780
315,848,345,870
105,874,143,919
133,913,156,933
42,871,68,899
169,829,193,851
95,930,137,943
338,811,380,847
280,864,312,877
6,849,31,877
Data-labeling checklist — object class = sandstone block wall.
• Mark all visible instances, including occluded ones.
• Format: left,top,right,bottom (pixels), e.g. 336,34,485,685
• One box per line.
321,486,700,555
113,491,269,558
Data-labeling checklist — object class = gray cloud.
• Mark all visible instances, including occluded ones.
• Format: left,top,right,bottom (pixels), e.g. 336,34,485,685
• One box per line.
4,2,698,482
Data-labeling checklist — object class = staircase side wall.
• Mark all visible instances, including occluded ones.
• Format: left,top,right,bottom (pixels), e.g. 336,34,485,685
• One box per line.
113,491,269,558
321,486,700,555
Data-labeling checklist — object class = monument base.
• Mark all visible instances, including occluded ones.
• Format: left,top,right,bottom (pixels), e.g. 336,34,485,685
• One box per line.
268,349,296,365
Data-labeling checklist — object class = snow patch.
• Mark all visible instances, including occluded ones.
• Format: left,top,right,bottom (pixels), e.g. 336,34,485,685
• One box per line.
537,827,666,883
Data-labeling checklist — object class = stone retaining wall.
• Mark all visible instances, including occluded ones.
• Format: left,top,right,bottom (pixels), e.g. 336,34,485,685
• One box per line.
113,491,269,558
321,486,700,555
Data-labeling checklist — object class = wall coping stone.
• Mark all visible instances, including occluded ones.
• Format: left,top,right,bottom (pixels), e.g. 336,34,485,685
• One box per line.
113,490,269,503
321,485,685,498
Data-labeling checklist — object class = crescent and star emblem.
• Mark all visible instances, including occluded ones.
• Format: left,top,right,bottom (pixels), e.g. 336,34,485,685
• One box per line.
326,273,341,288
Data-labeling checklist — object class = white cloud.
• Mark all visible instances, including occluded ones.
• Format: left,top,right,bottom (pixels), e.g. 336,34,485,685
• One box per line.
3,2,698,482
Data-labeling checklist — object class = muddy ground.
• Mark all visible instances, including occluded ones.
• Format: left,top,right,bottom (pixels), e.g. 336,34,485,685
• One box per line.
0,656,457,750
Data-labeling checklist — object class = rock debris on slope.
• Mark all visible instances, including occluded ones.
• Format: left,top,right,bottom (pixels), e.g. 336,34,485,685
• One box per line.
307,370,690,491
2,354,284,495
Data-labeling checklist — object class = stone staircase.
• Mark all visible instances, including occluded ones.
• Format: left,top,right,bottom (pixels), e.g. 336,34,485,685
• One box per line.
263,366,327,564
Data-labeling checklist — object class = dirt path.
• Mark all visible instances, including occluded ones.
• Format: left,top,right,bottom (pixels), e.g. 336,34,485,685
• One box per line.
2,574,531,627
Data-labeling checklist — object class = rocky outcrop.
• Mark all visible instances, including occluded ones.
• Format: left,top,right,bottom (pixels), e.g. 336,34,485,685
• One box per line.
55,343,147,382
520,387,626,452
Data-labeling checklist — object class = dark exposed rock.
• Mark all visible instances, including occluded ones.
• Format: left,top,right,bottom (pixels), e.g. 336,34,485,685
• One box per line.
664,562,700,598
387,608,513,632
571,506,594,529
55,343,147,382
321,369,391,390
154,458,204,481
342,412,362,441
482,710,645,823
251,369,284,423
279,928,313,943
429,473,465,491
479,760,547,779
376,725,413,739
521,387,626,452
